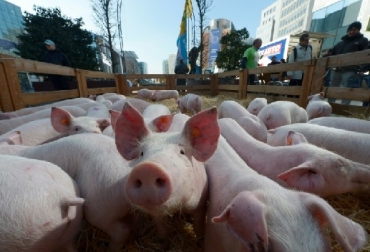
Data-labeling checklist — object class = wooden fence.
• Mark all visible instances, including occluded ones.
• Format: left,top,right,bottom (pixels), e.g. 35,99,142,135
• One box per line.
1,50,370,117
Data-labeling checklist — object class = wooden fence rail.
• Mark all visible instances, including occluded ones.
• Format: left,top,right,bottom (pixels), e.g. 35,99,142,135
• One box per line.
1,50,370,117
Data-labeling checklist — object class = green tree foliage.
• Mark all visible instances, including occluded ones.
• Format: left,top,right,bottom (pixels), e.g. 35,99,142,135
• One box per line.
215,28,251,71
16,6,99,71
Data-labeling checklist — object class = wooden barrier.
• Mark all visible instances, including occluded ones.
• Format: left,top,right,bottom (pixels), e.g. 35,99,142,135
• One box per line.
1,50,370,118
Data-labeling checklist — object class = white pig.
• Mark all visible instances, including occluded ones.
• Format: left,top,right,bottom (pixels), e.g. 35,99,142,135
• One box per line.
219,118,370,197
149,90,179,101
111,97,150,113
118,104,219,239
142,104,171,121
0,106,86,135
267,123,370,165
0,154,84,252
51,107,111,135
177,93,203,115
0,134,134,252
257,101,308,129
308,116,370,134
204,135,367,252
246,97,267,115
219,100,268,142
306,92,332,119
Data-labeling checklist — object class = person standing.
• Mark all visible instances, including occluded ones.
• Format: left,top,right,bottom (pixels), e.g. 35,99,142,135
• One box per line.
329,21,368,104
242,38,262,85
174,59,189,86
43,39,71,90
287,33,312,86
268,56,281,81
188,46,200,74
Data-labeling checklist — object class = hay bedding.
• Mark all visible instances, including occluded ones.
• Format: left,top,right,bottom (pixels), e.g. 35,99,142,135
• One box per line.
76,94,369,251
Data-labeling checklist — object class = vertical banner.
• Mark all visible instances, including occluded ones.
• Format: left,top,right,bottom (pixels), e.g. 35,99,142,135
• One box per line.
208,28,221,68
176,0,193,66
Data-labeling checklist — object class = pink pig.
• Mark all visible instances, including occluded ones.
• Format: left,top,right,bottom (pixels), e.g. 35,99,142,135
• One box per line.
177,93,203,115
246,97,267,115
306,92,332,119
204,134,367,252
257,100,308,129
116,104,220,239
149,90,179,101
0,154,84,252
219,118,370,197
219,100,268,142
308,116,370,134
0,133,135,252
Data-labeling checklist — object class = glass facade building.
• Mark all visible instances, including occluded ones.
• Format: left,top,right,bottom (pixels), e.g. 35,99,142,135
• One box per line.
0,0,23,55
310,0,363,51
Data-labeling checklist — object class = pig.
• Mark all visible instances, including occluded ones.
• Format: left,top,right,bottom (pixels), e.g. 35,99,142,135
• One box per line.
204,134,367,252
150,90,179,101
246,97,267,115
104,94,126,104
167,113,190,132
142,104,171,121
219,118,370,197
0,106,86,135
118,104,219,239
51,107,111,135
136,88,154,100
0,154,84,252
85,103,110,119
218,100,268,142
0,131,21,145
257,101,308,129
0,134,134,252
306,92,332,119
308,116,370,134
267,123,370,165
111,97,150,113
177,93,203,115
0,97,93,120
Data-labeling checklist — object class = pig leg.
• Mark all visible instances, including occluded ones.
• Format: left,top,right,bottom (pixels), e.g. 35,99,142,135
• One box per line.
106,220,132,252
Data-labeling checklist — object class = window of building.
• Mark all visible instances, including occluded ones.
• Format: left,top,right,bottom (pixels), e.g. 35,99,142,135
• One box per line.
342,0,362,26
310,7,326,32
322,1,344,32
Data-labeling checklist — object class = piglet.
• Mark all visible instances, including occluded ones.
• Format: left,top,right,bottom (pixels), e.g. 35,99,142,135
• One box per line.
246,97,267,115
308,116,370,134
204,135,367,252
177,93,203,115
306,92,332,119
0,154,84,252
150,90,179,101
118,104,219,239
257,100,308,129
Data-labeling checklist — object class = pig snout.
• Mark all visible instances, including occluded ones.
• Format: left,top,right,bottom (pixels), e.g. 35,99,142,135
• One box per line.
126,162,173,207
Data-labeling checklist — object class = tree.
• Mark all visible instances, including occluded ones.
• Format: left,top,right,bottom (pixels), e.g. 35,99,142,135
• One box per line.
16,6,99,71
215,28,251,71
91,0,125,73
194,0,213,73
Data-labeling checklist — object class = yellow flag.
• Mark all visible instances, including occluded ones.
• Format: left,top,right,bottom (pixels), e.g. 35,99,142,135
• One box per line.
185,0,193,18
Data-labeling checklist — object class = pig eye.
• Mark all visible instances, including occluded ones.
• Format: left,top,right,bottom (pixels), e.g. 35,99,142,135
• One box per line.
180,149,185,155
140,151,143,157
74,126,80,131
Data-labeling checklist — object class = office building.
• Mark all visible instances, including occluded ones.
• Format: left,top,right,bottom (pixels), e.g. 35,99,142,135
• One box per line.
310,0,370,52
162,59,169,74
138,62,148,74
168,54,176,74
0,0,23,55
256,0,315,43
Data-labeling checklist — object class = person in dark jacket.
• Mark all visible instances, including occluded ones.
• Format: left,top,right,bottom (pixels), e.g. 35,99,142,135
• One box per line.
188,46,200,74
330,21,368,104
43,39,71,90
174,59,189,86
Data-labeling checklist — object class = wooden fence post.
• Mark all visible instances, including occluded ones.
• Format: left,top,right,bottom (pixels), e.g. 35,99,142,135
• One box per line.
299,59,316,107
310,57,328,94
0,60,15,112
2,59,24,110
211,74,218,96
115,74,127,95
239,69,248,99
165,75,172,90
75,69,88,97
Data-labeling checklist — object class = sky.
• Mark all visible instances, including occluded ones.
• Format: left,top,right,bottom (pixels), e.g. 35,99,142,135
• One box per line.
6,0,276,73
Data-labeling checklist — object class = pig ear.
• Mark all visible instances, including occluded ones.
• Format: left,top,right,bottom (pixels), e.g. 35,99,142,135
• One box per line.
212,191,269,251
182,106,220,162
97,119,111,131
0,131,22,145
151,114,175,132
307,95,313,101
319,92,324,98
115,102,150,160
285,131,308,146
300,192,366,252
109,110,121,131
277,163,325,192
50,107,74,133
